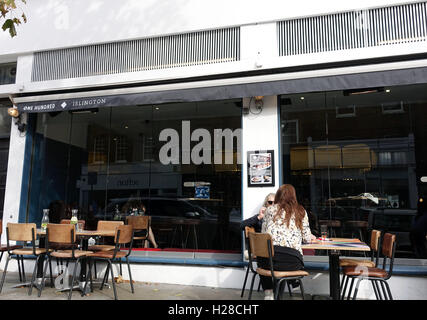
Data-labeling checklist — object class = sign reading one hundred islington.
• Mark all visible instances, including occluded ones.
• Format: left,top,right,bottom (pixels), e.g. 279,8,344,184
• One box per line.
18,97,109,113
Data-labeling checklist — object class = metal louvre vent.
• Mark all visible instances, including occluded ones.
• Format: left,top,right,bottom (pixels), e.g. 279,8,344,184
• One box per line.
32,27,240,82
278,2,427,56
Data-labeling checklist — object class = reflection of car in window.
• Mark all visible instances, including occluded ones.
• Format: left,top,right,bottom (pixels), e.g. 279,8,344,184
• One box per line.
100,197,215,221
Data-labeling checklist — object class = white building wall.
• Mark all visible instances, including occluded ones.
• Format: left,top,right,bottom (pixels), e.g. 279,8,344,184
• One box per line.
1,0,420,57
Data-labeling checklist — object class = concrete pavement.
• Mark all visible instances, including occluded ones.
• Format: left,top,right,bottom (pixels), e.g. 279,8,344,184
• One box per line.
0,271,269,300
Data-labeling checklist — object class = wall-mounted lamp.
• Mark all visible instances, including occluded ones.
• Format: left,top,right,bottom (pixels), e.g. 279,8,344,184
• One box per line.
254,96,264,110
8,107,26,133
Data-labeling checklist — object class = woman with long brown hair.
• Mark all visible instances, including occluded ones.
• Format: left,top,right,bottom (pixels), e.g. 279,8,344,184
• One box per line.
259,184,316,299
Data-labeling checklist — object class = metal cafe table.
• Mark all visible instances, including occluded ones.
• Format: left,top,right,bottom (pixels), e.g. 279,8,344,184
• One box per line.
302,238,370,300
36,228,116,294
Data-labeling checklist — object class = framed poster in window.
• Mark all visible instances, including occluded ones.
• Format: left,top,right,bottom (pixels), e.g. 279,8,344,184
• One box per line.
247,150,275,187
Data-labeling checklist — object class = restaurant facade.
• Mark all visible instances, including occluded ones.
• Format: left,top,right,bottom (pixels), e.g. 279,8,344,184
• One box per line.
1,0,427,299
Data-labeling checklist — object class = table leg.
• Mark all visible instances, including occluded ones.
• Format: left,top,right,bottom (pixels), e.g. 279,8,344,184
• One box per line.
329,251,340,300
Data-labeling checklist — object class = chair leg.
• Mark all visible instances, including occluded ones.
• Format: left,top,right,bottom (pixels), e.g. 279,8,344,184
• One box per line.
88,260,94,292
0,255,11,293
371,280,380,300
274,280,288,300
37,255,50,297
82,259,94,296
346,277,355,300
108,260,118,300
100,262,110,290
48,258,54,288
341,275,349,300
94,260,97,279
257,280,261,292
383,281,393,300
373,280,383,300
379,280,389,300
29,255,41,296
248,272,257,300
126,257,134,294
273,280,279,300
352,278,363,300
68,258,80,300
20,256,26,283
17,255,22,282
240,266,250,298
299,279,305,300
287,281,293,297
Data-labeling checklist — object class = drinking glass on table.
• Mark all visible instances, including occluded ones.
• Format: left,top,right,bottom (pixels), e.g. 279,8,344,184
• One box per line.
320,225,328,240
77,222,84,232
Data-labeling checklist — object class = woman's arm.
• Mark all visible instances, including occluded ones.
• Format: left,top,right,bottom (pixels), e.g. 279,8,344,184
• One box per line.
302,211,316,243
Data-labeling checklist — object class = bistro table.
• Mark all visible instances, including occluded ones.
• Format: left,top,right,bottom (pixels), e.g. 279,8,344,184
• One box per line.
36,228,116,294
302,238,370,300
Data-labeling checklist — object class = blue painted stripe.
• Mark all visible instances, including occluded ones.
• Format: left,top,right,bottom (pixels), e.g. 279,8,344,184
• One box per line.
20,254,427,276
18,114,36,223
126,256,247,268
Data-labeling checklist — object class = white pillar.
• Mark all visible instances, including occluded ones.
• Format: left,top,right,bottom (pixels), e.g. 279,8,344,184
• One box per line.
241,95,280,220
2,114,27,244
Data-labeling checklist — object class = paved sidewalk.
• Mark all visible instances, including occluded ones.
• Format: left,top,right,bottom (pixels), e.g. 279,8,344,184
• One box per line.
0,272,267,300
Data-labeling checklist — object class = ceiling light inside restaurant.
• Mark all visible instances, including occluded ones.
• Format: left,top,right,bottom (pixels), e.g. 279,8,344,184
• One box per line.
343,87,384,96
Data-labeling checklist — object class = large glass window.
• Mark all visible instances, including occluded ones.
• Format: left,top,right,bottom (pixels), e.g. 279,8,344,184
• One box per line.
26,100,242,254
280,84,427,259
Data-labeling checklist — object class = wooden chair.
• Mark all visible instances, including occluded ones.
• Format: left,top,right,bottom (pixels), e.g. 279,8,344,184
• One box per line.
88,220,124,278
126,216,150,247
55,219,86,274
0,220,23,281
39,223,93,299
240,226,257,298
84,225,135,300
340,229,382,299
248,232,309,300
342,233,396,300
344,220,369,243
88,220,124,252
0,223,51,296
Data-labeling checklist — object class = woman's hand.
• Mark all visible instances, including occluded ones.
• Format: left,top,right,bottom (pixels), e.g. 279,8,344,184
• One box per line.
310,234,317,242
258,206,267,220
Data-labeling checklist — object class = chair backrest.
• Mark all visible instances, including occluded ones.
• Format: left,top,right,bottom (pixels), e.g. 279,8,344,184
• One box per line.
244,226,255,239
7,223,36,242
60,219,86,229
319,220,342,228
47,223,76,244
115,225,134,245
97,220,124,231
382,233,396,259
248,232,274,259
126,216,149,230
370,229,381,251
